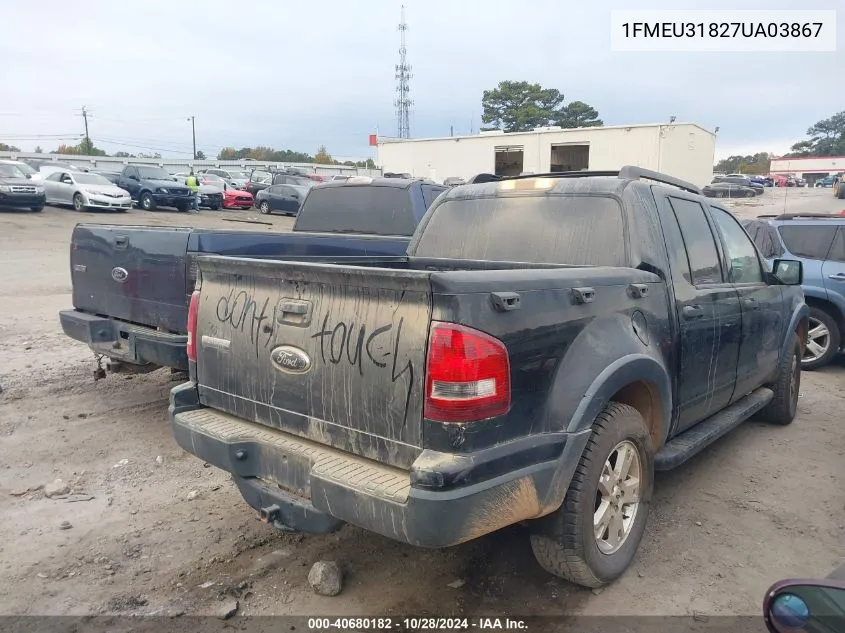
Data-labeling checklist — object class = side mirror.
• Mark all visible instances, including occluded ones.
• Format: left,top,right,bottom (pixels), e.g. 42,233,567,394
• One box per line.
764,580,845,632
771,259,803,285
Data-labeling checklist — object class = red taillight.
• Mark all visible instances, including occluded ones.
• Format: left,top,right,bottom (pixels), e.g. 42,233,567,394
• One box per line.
186,290,200,361
424,323,511,423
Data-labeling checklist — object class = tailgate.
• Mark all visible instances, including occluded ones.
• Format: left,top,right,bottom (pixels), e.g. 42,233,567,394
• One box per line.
195,256,432,469
71,225,192,333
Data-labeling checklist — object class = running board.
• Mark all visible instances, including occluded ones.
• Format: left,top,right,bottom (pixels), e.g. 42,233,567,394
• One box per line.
655,387,774,471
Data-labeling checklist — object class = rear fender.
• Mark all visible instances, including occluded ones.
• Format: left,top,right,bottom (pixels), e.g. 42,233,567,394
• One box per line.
538,357,672,513
538,314,672,513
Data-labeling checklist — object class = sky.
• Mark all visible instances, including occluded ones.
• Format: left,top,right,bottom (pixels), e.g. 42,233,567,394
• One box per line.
0,0,842,161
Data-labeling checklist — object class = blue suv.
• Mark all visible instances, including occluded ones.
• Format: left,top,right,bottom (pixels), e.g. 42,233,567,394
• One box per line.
743,214,845,369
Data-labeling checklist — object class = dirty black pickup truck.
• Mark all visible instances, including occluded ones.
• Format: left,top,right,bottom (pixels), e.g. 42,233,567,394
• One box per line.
170,167,807,587
59,178,444,373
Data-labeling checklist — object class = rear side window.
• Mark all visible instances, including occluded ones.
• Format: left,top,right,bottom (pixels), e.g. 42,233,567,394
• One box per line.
421,184,446,208
667,197,723,285
778,225,836,260
828,228,845,263
294,186,416,236
412,195,626,266
740,220,784,258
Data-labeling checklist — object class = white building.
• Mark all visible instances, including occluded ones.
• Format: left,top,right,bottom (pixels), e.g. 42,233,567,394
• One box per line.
376,122,716,187
770,156,845,182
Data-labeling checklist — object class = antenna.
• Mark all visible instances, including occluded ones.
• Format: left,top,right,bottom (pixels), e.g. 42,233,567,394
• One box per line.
394,5,412,139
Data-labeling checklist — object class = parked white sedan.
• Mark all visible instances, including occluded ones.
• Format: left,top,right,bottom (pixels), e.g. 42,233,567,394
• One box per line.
42,171,132,211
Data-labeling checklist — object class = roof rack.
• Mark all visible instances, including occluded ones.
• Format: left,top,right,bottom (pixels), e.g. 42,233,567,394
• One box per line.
759,213,843,220
491,165,700,195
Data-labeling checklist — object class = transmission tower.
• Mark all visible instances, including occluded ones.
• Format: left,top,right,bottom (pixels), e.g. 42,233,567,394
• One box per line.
394,5,412,139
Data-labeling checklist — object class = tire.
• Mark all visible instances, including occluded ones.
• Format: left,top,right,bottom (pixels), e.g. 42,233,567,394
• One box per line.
529,403,653,588
801,307,840,370
259,201,271,215
139,192,156,211
744,190,755,198
757,334,802,425
838,185,845,200
176,202,189,213
210,203,220,211
30,206,44,212
72,193,85,211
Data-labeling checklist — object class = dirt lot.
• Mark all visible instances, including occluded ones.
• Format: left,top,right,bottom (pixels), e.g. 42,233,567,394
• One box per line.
1,188,844,622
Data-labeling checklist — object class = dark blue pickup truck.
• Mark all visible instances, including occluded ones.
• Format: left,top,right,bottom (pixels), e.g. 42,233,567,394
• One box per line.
171,167,807,588
59,178,445,372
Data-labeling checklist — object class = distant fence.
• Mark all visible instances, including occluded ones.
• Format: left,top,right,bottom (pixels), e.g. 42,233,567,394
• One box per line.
0,152,382,178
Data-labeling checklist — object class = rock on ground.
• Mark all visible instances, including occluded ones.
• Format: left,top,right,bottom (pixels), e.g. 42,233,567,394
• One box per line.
308,561,342,596
44,479,70,498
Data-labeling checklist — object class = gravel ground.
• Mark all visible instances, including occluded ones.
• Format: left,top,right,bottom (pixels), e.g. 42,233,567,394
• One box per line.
0,189,843,623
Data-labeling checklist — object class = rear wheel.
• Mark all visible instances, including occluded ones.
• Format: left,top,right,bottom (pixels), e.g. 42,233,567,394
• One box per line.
802,307,840,370
72,193,85,211
530,403,653,587
744,189,755,198
259,201,271,214
140,192,156,211
838,184,845,199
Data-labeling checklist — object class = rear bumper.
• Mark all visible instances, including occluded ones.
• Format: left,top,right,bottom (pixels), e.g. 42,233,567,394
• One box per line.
169,383,590,547
60,309,188,370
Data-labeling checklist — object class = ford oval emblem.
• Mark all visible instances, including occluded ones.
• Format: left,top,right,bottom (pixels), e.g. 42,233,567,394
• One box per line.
270,345,312,374
111,267,129,283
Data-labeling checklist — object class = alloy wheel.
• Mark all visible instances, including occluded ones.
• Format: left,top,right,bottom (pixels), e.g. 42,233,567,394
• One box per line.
803,317,830,362
594,440,641,555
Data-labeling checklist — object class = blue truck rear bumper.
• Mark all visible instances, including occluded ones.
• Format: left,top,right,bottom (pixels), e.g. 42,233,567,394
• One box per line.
59,309,188,370
169,382,591,547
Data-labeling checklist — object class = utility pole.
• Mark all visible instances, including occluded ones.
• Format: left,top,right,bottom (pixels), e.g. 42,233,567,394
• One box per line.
187,116,196,160
81,106,91,154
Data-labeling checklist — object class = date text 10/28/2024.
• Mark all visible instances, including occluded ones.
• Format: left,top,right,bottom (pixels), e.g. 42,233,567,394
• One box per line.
307,618,528,630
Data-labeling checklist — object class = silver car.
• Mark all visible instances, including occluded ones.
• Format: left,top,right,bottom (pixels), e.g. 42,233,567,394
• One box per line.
42,170,132,211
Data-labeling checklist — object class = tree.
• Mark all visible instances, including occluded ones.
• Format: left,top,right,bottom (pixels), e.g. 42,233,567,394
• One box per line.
33,145,43,154
0,143,21,152
52,141,107,156
113,151,135,158
482,81,566,132
314,145,333,164
784,111,845,157
555,101,603,128
195,150,206,160
218,147,238,160
714,152,771,175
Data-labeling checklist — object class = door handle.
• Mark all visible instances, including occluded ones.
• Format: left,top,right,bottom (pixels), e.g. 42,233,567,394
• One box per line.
682,305,703,319
114,235,128,249
743,297,758,309
828,273,845,281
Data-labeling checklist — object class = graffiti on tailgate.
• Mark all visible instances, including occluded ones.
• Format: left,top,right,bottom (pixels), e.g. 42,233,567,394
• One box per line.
216,289,273,356
311,310,416,428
